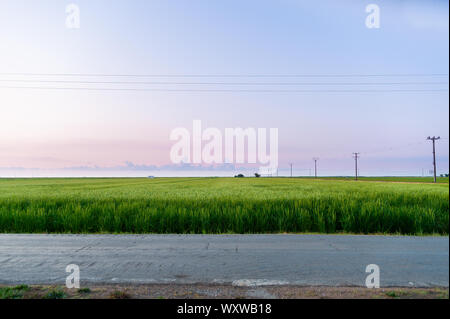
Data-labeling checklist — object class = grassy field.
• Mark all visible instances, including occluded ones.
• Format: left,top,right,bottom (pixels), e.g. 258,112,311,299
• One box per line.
0,177,448,235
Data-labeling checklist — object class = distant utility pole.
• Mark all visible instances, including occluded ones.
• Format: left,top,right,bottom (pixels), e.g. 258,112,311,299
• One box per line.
352,153,360,181
290,163,293,178
312,158,319,178
427,136,440,183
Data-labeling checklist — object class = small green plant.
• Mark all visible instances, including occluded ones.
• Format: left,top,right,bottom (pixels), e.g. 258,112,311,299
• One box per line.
78,287,91,293
44,288,66,299
13,284,29,291
385,290,409,298
385,291,398,298
0,285,29,299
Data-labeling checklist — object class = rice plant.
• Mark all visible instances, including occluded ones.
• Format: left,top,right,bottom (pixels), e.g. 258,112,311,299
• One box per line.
0,177,447,235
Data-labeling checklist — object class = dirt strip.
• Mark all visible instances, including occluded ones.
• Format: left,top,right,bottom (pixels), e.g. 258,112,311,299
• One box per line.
1,284,448,299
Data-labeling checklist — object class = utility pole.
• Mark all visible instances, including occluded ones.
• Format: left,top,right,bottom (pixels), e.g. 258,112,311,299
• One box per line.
312,158,319,178
427,136,440,183
290,163,293,178
352,153,360,181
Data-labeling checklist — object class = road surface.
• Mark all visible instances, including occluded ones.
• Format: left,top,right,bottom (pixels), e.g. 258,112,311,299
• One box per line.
0,234,448,287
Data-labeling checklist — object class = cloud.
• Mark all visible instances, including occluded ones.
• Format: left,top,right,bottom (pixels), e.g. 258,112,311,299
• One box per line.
58,161,241,172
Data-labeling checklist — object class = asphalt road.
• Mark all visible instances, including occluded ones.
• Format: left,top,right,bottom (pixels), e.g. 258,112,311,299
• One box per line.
0,234,448,287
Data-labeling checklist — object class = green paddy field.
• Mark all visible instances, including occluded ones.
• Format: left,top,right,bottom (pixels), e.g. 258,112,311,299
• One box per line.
0,177,448,235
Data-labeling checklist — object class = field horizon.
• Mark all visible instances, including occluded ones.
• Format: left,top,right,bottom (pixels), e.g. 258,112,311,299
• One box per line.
1,176,448,182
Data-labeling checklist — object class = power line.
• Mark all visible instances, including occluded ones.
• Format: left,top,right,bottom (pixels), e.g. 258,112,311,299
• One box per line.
0,73,448,78
360,141,427,156
427,136,441,183
0,86,447,93
0,80,447,85
312,158,319,178
302,138,447,162
353,153,360,181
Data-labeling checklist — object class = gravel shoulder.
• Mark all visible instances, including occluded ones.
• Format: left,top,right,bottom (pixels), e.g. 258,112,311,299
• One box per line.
1,283,448,299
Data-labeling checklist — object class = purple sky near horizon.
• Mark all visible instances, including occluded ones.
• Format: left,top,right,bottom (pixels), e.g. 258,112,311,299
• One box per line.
0,0,448,176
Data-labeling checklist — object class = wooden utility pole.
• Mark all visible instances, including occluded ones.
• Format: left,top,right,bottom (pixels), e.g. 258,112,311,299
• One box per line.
427,136,440,183
290,163,293,178
312,158,319,178
352,153,360,180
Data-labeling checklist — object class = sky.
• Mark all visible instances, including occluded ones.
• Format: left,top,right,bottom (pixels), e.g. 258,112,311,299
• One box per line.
0,0,448,177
